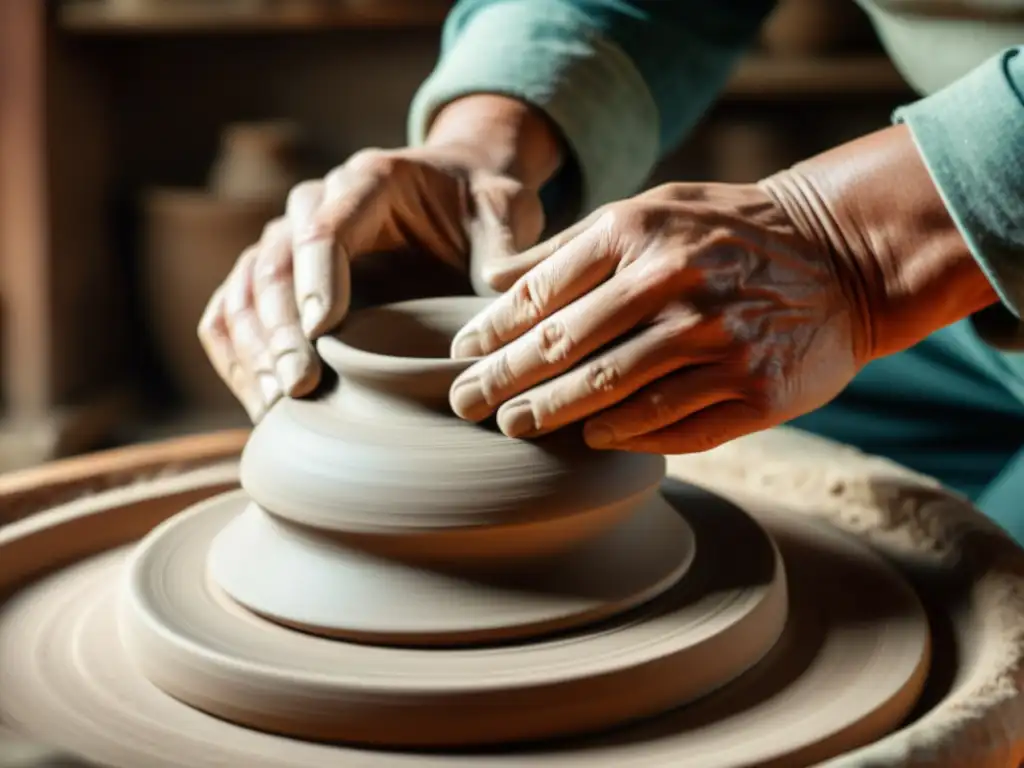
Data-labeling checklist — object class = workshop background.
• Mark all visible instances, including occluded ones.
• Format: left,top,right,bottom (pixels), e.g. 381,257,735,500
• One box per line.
0,0,914,472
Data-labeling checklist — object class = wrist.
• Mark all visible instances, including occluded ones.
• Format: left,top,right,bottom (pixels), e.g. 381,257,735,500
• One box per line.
424,94,563,191
761,124,998,362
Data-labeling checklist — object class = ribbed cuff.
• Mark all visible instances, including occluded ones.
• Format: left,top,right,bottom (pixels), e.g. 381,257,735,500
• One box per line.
894,47,1024,322
407,0,659,214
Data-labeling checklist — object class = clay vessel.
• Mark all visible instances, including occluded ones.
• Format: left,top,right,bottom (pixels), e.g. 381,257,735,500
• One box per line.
205,296,678,647
236,296,667,564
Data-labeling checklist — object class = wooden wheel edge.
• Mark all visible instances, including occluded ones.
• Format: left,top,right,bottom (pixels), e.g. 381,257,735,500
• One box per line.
0,429,249,526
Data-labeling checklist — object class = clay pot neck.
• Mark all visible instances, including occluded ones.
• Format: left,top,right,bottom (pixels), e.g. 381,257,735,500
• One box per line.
314,297,491,414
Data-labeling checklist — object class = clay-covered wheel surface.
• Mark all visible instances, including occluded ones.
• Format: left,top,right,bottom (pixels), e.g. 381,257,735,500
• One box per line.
206,491,696,646
0,477,930,766
118,487,786,746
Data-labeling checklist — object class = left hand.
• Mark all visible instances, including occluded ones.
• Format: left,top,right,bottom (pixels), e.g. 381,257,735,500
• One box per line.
445,181,872,453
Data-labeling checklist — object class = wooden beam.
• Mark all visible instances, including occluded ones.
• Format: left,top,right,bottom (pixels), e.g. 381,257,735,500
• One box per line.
0,0,51,412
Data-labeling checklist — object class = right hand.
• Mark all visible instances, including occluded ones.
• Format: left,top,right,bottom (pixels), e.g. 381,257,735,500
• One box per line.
197,142,546,422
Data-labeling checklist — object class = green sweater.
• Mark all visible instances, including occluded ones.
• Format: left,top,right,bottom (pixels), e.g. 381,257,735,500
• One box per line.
407,0,1024,344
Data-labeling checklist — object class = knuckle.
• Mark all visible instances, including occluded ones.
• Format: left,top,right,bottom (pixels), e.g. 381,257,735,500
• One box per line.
322,165,349,191
534,319,574,364
197,306,221,337
530,391,564,426
658,312,702,345
685,430,724,454
592,206,625,239
345,147,397,177
266,324,308,356
480,352,516,402
197,291,225,336
260,217,288,243
287,179,322,206
639,389,673,427
594,203,644,236
222,289,253,321
237,245,260,270
509,276,546,326
641,182,677,201
252,246,292,289
632,249,680,287
746,360,785,413
583,360,621,395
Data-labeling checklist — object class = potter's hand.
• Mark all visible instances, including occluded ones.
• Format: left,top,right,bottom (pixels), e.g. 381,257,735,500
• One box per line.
449,125,997,453
198,95,559,421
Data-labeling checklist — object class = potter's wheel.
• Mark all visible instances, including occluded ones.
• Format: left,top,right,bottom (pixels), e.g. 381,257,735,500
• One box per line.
1,299,1023,767
0,460,931,767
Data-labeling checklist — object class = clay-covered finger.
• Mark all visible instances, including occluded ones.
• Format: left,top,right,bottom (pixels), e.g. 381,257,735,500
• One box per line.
197,287,264,420
292,161,389,337
450,256,660,423
609,400,761,454
222,247,281,418
470,206,604,298
493,316,726,439
581,365,743,449
450,221,618,360
252,221,320,397
466,177,545,295
285,179,335,337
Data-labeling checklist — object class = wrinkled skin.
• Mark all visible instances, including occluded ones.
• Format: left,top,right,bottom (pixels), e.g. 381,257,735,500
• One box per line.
197,146,544,421
448,181,871,453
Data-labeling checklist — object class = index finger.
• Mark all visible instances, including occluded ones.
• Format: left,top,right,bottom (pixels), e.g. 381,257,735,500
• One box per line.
291,166,388,337
450,212,616,359
450,240,657,423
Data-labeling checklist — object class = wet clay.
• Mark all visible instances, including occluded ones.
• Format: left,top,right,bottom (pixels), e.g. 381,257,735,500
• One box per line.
0,298,1023,766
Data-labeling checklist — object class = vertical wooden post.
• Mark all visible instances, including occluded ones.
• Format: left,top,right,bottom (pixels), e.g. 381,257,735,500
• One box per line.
0,1,132,467
0,0,51,413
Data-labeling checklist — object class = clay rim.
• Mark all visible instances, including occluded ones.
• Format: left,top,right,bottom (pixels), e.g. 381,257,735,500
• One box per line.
315,296,491,396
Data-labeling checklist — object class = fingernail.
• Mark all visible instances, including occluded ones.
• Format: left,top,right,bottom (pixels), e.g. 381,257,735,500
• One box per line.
584,422,616,449
449,375,489,421
276,351,311,395
301,295,325,336
498,400,537,438
257,372,282,406
450,330,483,359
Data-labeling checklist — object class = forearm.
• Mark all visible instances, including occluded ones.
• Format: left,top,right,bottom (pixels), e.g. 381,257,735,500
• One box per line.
891,46,1024,350
762,124,998,363
425,94,563,193
409,0,775,214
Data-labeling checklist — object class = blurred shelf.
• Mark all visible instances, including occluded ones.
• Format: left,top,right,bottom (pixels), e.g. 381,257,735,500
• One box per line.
61,4,910,96
727,55,910,97
59,1,452,32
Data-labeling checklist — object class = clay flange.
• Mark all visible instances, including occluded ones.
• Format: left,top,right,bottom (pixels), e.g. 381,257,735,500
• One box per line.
120,485,787,747
207,492,697,646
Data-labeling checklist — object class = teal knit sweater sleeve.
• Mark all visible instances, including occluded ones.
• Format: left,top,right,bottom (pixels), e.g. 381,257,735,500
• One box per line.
408,0,775,212
894,47,1024,347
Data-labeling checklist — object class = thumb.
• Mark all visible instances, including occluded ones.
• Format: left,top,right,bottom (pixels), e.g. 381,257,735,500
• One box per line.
474,201,608,294
466,178,544,295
